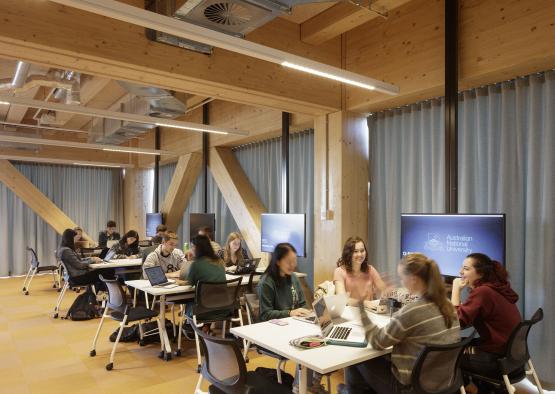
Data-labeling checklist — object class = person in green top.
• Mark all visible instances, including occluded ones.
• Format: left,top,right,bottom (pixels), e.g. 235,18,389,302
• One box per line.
258,242,311,322
187,234,227,323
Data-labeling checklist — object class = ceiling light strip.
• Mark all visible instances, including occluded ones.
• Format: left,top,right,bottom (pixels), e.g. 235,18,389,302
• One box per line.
0,95,248,136
0,134,169,156
0,154,132,168
48,0,399,95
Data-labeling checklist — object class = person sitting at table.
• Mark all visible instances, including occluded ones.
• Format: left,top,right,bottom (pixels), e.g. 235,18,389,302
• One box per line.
57,228,115,289
186,234,227,325
98,220,120,249
197,226,222,255
150,224,168,245
339,253,460,394
217,231,249,268
73,226,86,255
334,236,389,307
451,253,521,393
109,230,140,259
143,231,189,280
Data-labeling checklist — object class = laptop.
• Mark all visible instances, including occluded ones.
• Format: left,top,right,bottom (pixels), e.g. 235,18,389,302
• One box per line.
313,297,368,347
226,258,261,275
101,248,116,262
293,293,348,324
144,266,178,288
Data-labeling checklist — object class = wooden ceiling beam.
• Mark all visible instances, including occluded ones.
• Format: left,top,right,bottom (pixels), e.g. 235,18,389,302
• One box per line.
0,0,341,115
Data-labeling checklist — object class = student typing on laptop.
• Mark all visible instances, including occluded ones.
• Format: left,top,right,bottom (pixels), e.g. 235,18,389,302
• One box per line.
143,231,189,280
339,253,460,394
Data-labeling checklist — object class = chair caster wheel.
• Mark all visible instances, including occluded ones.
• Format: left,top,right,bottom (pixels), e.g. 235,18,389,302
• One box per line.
24,291,29,295
197,365,201,373
159,351,165,359
106,363,113,371
139,340,145,347
53,284,57,289
174,349,181,357
57,288,61,293
53,313,58,319
90,350,96,357
22,287,26,291
164,353,172,361
245,356,249,363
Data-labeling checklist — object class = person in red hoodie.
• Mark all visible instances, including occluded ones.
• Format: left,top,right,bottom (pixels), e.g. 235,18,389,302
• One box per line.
451,253,521,392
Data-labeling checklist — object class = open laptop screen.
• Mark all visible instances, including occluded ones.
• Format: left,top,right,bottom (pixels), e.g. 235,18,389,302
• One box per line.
313,297,332,333
144,266,167,286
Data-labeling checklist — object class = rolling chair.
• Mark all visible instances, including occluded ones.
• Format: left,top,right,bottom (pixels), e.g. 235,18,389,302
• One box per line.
404,332,476,394
178,277,245,372
22,247,60,295
52,259,91,318
89,275,158,371
462,308,544,394
188,316,292,394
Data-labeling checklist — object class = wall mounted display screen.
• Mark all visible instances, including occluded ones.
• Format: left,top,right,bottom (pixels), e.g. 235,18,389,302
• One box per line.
400,214,505,277
261,213,306,257
146,213,163,237
189,213,216,241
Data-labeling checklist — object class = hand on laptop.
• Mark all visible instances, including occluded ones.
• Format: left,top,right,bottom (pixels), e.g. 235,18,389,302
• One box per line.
91,257,102,263
165,271,181,279
289,308,312,317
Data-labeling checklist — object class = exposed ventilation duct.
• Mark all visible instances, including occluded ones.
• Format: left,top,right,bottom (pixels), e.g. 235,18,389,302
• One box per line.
146,0,331,53
89,81,186,145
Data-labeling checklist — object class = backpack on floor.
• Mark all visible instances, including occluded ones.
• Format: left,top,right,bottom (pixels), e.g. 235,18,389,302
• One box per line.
64,286,102,321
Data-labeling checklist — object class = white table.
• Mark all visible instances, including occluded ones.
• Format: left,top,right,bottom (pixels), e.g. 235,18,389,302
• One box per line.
89,258,143,269
124,272,288,359
230,307,392,394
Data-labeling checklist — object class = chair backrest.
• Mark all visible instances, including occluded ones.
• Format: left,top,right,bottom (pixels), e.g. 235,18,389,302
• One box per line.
141,245,157,263
246,271,261,294
27,247,39,268
410,332,475,394
244,293,260,324
187,316,248,393
193,277,242,317
498,308,543,374
99,275,128,314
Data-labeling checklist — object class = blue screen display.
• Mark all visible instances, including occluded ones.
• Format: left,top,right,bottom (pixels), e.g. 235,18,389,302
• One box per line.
261,214,306,257
146,213,163,237
400,214,505,277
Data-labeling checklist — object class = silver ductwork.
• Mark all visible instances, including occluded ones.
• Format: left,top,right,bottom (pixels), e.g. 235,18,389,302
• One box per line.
11,62,31,89
52,71,81,105
89,81,186,145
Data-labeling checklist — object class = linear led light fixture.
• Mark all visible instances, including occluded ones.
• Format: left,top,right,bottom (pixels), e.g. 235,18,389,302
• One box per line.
0,120,89,134
0,154,132,168
0,134,171,156
48,0,399,95
0,95,248,136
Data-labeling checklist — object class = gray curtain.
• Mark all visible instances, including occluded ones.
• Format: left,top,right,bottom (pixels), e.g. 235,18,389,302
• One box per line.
0,163,124,276
157,130,315,286
458,71,555,383
368,71,554,383
368,99,445,274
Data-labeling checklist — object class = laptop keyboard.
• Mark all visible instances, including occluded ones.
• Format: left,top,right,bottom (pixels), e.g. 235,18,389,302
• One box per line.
329,326,352,340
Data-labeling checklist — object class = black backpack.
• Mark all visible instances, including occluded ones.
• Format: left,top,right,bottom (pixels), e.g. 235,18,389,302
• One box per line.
64,287,102,321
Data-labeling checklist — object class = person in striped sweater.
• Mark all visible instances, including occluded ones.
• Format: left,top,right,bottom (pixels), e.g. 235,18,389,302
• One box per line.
340,253,460,394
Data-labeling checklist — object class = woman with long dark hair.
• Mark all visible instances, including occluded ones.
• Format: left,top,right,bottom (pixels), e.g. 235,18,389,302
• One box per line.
334,236,388,306
258,242,310,322
340,253,460,394
56,228,114,287
451,253,521,386
111,230,140,258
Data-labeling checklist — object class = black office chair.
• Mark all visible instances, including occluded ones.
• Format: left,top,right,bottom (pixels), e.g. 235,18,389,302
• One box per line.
22,247,60,295
404,332,476,394
462,308,544,394
182,277,245,373
187,316,292,394
243,292,289,384
89,275,158,371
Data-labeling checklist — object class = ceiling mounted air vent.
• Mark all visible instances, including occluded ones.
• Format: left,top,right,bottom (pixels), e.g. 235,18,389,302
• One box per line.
203,2,252,26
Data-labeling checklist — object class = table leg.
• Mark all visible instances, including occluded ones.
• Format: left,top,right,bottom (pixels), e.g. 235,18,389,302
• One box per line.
298,364,308,394
158,295,172,358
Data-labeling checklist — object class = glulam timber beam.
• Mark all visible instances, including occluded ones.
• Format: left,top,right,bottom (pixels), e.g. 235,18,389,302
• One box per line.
0,0,341,115
160,153,203,231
